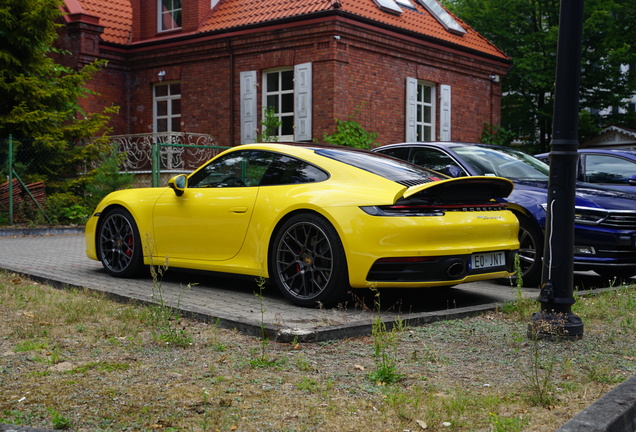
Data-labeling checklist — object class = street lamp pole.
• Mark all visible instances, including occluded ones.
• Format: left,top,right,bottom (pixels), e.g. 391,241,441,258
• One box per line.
529,0,585,339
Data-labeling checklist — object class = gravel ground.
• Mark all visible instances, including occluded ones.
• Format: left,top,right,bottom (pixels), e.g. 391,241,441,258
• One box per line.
1,271,635,432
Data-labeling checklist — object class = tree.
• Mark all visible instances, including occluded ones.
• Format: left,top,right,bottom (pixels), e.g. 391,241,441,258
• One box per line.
0,0,114,190
444,0,636,152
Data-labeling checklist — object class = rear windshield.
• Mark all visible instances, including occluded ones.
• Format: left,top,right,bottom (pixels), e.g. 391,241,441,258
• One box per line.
314,148,441,186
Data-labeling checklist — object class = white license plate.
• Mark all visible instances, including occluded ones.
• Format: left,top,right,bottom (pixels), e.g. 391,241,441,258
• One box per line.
470,251,506,270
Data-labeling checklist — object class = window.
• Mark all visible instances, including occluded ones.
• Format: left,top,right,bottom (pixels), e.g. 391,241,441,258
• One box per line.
154,83,181,133
158,0,182,32
406,78,436,142
418,0,466,35
415,83,435,141
188,150,328,188
373,0,403,15
316,148,437,184
264,69,295,141
395,0,416,9
582,154,636,185
240,63,312,144
378,146,467,177
411,148,460,173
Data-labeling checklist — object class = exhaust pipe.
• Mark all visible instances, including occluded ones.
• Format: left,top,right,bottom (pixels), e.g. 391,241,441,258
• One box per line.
446,261,465,279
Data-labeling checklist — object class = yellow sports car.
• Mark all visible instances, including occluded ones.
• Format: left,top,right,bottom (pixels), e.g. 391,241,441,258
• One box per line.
86,143,519,307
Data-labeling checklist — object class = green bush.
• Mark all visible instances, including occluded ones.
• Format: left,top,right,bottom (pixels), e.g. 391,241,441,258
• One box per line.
323,107,378,149
85,146,134,210
46,193,91,225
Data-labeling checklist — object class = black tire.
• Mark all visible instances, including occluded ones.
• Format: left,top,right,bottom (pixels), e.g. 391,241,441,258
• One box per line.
513,213,543,288
97,208,144,278
269,213,349,308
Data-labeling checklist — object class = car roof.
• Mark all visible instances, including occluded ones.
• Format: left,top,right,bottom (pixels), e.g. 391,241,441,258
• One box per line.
577,148,636,156
376,141,496,151
535,148,636,158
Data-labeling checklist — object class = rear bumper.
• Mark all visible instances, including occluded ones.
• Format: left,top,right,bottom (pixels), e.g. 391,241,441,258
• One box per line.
366,250,518,285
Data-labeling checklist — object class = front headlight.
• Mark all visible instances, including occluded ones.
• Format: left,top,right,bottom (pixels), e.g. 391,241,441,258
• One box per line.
541,203,609,225
573,207,608,225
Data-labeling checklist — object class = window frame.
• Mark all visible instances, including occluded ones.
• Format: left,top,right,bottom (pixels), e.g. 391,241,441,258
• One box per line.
262,67,295,142
158,0,182,33
415,81,436,142
582,154,636,185
153,82,182,133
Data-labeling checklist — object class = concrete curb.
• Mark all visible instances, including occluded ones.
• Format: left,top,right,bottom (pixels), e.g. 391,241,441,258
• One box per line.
0,227,84,237
0,426,57,432
556,374,636,432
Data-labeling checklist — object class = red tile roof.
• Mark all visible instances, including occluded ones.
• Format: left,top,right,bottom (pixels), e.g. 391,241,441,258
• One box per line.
63,0,132,45
63,0,506,59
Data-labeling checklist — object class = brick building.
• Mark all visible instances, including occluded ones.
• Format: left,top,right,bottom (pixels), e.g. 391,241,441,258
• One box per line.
58,0,510,151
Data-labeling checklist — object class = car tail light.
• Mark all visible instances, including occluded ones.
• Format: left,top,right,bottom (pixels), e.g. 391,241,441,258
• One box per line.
360,203,508,217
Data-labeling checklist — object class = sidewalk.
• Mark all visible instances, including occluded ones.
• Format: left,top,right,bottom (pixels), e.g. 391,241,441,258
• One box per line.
0,232,535,342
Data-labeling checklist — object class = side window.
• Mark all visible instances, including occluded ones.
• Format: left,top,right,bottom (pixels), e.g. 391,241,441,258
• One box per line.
187,151,327,188
411,148,460,174
158,0,182,32
378,147,410,160
189,151,274,188
584,155,636,185
259,155,328,186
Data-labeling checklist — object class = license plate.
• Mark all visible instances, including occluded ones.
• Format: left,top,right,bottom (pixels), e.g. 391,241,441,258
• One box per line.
470,251,506,270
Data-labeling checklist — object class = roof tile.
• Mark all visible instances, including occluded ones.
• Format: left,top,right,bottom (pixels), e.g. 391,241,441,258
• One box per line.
74,0,132,45
66,0,505,59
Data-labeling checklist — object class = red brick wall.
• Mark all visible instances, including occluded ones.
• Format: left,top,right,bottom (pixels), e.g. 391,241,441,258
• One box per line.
62,15,508,147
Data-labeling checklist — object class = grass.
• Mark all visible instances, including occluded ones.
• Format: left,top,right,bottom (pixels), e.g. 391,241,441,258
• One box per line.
1,270,635,431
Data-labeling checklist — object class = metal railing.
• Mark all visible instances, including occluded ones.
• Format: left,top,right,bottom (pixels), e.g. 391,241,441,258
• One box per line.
110,132,229,186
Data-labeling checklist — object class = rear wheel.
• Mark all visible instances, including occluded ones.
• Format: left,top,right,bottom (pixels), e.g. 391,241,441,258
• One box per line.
97,208,144,278
270,213,349,308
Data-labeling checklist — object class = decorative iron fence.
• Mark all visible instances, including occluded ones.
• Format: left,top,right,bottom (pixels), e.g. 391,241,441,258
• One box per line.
1,133,229,225
110,132,229,187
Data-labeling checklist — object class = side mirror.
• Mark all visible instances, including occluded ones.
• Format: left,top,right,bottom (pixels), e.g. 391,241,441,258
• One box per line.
629,175,636,186
168,174,187,196
443,165,463,178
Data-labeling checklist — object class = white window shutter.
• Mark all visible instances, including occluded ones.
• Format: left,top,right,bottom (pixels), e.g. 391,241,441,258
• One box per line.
440,84,451,141
240,70,257,144
294,63,312,142
405,77,417,142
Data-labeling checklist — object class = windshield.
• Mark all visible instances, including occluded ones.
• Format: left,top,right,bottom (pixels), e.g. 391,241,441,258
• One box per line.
455,146,549,180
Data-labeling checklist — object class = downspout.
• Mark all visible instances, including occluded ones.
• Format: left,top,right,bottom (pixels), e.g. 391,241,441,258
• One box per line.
227,38,235,146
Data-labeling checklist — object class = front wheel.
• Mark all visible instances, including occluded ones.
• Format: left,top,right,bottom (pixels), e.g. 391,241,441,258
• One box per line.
269,213,349,308
97,208,144,278
512,214,543,288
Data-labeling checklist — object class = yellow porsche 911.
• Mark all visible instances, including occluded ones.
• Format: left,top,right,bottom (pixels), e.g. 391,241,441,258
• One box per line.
86,143,519,307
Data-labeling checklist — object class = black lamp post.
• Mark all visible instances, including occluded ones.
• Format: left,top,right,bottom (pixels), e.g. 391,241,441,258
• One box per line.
529,0,585,339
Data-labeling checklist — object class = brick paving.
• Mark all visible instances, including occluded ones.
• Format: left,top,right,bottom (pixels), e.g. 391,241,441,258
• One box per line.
0,233,535,342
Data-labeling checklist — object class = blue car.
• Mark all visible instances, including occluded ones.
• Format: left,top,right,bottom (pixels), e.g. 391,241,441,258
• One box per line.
374,142,636,287
535,148,636,193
